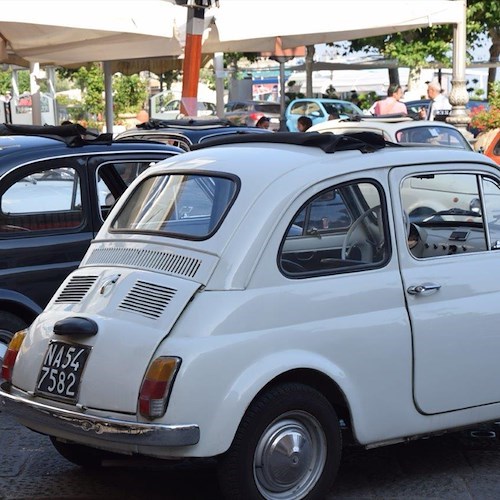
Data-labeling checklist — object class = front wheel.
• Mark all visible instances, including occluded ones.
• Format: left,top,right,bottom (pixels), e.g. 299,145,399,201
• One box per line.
217,383,342,499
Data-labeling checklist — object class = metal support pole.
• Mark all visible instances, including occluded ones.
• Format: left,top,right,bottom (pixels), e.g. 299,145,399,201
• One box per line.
305,45,315,98
46,66,57,125
29,62,41,126
214,52,225,118
103,61,113,134
447,0,471,139
279,60,287,130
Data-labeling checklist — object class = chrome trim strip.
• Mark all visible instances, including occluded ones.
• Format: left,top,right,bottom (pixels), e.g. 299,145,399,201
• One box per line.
0,383,199,447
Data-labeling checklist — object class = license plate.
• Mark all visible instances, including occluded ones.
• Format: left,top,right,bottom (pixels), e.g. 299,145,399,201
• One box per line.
35,341,91,402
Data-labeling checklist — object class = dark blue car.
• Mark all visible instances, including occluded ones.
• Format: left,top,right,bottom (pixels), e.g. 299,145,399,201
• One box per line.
0,124,182,360
115,118,273,150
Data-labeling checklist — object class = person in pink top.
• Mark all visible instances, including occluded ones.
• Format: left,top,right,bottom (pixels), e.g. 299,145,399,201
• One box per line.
373,84,407,116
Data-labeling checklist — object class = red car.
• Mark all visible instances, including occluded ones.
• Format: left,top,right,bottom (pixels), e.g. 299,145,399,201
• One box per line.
484,129,500,165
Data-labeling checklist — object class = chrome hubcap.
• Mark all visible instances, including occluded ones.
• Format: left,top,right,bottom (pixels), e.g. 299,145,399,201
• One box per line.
254,411,327,499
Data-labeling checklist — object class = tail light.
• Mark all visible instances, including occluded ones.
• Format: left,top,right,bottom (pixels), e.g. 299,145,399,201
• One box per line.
139,357,181,419
1,330,27,383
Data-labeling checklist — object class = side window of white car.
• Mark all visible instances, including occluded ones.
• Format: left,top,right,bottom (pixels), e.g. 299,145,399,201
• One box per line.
279,181,388,276
0,167,83,233
401,173,488,258
481,177,500,250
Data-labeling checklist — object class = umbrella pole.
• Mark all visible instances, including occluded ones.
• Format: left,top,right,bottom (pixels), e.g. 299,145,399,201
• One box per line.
180,5,205,117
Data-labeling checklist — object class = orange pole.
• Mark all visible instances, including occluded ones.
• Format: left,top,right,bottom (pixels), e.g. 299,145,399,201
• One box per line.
181,7,204,117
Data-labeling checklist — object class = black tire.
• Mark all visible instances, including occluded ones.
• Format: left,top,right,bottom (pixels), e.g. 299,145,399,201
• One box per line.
0,311,27,365
50,437,122,468
217,383,342,500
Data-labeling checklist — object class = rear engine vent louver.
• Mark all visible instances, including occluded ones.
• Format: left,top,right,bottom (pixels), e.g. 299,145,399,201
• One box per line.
54,276,98,304
118,281,177,319
86,248,201,278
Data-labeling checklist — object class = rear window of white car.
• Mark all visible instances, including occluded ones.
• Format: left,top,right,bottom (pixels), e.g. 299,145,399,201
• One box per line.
111,173,238,239
396,126,470,149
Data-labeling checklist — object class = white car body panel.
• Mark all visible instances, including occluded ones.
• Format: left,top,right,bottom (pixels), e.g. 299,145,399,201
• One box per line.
4,140,500,463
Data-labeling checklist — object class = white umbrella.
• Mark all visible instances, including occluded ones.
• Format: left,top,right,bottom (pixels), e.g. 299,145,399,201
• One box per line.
198,0,464,53
172,0,466,128
0,0,182,65
0,0,183,129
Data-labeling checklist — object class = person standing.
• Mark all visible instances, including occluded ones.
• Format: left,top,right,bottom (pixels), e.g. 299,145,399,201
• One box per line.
255,116,270,129
420,80,452,121
372,84,407,116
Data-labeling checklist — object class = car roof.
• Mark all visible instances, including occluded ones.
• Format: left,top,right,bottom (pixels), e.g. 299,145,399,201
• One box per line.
0,123,182,174
404,98,489,108
226,100,276,104
308,118,461,133
159,132,495,190
290,97,356,103
115,119,273,146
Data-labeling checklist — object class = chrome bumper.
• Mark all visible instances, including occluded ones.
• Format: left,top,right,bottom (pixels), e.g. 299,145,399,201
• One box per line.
0,382,199,447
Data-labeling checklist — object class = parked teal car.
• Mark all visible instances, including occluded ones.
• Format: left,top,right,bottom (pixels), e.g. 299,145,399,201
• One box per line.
285,98,364,131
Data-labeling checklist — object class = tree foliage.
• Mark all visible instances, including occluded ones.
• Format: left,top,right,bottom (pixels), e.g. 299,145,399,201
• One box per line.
224,52,260,77
467,0,500,88
332,1,499,94
57,63,147,118
470,81,500,131
112,74,147,114
0,69,30,95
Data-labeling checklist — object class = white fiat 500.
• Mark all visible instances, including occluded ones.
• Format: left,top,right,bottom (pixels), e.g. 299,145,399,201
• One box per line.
3,132,500,499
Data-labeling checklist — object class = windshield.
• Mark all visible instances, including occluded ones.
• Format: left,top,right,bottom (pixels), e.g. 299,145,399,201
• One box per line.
111,173,238,239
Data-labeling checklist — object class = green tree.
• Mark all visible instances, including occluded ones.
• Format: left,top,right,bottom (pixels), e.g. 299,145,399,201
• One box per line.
58,64,148,121
112,74,147,115
332,1,499,96
338,26,452,92
0,69,30,95
159,70,181,91
467,0,500,89
58,64,104,118
81,64,105,117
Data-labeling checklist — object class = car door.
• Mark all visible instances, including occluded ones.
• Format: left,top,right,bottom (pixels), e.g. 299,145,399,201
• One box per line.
308,101,326,128
286,100,309,131
0,157,92,310
391,164,500,414
87,153,176,228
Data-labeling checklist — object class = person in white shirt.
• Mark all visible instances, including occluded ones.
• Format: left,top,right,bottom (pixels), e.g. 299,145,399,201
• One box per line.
420,80,452,121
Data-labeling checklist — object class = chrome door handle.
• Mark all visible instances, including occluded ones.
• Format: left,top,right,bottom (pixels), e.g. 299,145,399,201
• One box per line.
407,282,441,296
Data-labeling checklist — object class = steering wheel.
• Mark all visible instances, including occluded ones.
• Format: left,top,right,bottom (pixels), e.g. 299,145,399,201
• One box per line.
341,205,383,261
281,259,306,273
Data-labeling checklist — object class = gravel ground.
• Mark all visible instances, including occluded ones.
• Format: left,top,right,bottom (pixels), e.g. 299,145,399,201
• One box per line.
2,408,500,499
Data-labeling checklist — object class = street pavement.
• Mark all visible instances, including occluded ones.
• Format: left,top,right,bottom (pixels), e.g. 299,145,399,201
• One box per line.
2,407,500,499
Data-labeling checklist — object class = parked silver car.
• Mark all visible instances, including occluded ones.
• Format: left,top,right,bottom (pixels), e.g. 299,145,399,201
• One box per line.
224,100,281,130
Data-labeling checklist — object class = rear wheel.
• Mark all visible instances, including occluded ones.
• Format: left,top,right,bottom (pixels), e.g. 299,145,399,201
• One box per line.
50,438,122,468
217,383,342,499
0,312,27,366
